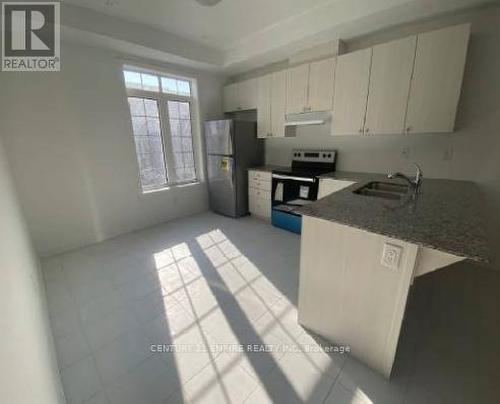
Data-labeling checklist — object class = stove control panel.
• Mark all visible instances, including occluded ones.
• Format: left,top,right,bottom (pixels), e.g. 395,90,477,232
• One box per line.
292,149,336,164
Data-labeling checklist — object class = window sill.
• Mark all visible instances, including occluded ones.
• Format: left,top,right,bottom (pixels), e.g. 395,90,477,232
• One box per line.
141,180,200,195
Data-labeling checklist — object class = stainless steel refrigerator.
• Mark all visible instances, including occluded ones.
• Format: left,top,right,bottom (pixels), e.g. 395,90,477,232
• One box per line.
204,119,263,217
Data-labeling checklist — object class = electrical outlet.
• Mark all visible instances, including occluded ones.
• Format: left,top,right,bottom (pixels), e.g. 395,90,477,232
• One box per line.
401,147,410,160
381,243,403,269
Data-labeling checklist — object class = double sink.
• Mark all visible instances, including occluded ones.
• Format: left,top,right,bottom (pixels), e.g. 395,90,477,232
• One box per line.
353,181,410,201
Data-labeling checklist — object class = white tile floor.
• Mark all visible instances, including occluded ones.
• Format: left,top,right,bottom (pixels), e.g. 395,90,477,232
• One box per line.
43,212,499,404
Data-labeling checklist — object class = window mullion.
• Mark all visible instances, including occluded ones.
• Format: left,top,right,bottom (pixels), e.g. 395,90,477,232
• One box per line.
159,97,175,183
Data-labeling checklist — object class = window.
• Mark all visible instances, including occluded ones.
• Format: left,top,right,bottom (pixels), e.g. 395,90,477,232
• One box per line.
167,101,196,183
128,97,167,190
161,77,191,96
123,69,197,192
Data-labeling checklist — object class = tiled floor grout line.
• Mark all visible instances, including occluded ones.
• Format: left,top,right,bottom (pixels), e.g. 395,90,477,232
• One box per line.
47,218,313,403
56,256,109,403
322,354,349,403
58,254,278,397
50,250,186,403
47,214,477,404
183,232,305,403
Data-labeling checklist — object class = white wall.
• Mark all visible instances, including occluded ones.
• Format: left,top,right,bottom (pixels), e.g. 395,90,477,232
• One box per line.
0,42,224,257
0,139,65,404
264,7,500,265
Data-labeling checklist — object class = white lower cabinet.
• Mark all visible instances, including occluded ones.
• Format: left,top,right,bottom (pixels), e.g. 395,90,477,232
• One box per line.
298,216,419,377
248,170,272,220
249,194,271,219
249,178,272,192
317,178,356,199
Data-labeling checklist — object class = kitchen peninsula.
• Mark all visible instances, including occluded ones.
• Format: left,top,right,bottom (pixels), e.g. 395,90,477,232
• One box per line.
296,172,489,377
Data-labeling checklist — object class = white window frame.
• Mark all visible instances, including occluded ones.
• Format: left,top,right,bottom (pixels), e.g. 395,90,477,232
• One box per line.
123,66,201,193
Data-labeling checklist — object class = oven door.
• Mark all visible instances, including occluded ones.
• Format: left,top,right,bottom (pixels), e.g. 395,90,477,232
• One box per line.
271,173,318,234
271,173,318,206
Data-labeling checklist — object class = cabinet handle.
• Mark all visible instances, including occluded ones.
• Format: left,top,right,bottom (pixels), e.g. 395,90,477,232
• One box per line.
406,126,412,132
365,128,369,133
358,129,363,133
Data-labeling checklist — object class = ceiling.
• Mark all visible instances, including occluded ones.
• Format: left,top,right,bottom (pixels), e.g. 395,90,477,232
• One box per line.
62,0,333,51
60,0,493,74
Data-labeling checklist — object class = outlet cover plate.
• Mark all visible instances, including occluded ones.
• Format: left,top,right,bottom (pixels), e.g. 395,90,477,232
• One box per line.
381,243,403,269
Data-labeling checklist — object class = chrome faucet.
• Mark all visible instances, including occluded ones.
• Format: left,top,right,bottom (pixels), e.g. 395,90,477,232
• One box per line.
387,163,423,193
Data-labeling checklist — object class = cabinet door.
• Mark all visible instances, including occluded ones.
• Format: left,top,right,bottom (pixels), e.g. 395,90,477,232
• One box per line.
365,36,417,135
223,83,239,112
239,78,257,110
257,75,272,138
308,57,336,112
286,64,309,114
331,48,372,135
405,24,470,133
249,195,271,219
270,70,287,138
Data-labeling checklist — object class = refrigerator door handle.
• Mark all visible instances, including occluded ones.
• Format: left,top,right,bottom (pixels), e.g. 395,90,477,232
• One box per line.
231,158,235,188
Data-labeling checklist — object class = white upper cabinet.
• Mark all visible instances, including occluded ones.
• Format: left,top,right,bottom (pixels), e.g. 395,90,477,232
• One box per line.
257,75,272,138
223,83,239,112
257,71,288,138
239,78,258,110
271,70,287,138
364,36,417,135
223,78,257,112
225,24,469,136
405,24,470,134
286,64,309,114
331,48,372,136
308,57,336,112
286,58,336,114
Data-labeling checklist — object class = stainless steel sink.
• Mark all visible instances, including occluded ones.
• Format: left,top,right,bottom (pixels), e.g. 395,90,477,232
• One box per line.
353,182,409,200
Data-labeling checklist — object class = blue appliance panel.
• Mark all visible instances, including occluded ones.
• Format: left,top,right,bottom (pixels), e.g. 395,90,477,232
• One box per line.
272,209,302,234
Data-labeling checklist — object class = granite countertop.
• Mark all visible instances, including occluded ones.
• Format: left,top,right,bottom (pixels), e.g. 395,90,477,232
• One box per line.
248,165,290,173
297,172,490,263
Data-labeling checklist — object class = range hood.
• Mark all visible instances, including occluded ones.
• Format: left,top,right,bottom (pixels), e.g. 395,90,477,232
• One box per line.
284,111,330,127
284,119,325,127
